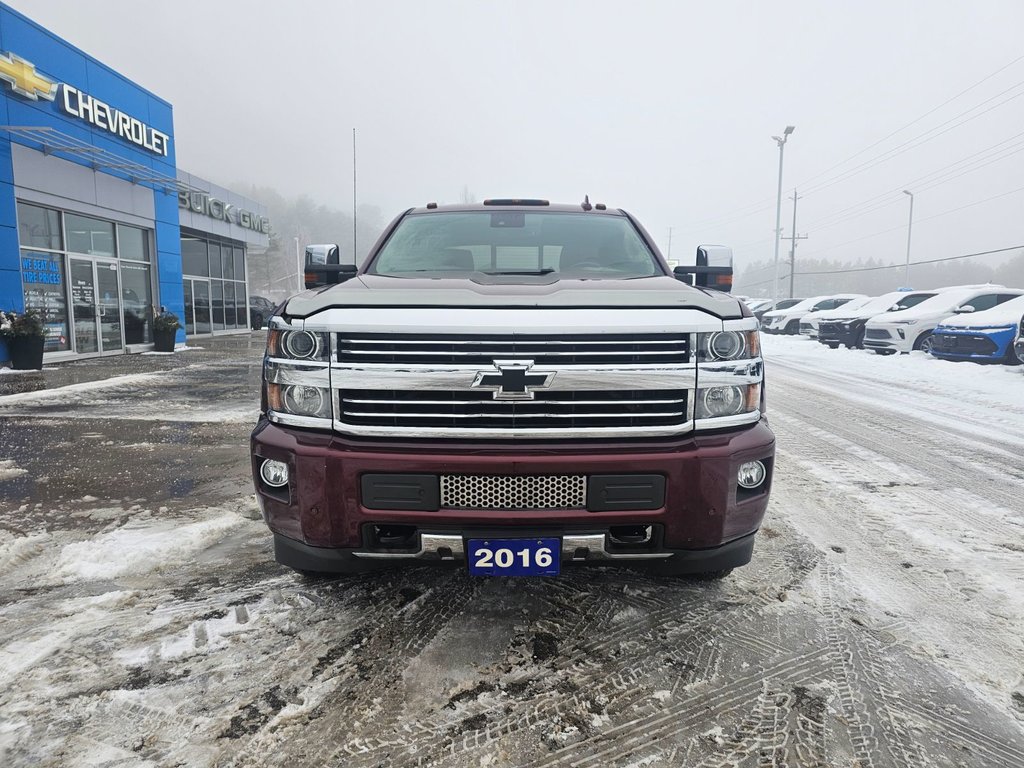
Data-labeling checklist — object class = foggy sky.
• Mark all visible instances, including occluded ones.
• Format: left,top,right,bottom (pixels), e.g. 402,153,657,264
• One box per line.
11,0,1024,274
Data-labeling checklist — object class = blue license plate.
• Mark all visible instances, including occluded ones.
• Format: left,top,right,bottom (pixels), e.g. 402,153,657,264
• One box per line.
467,537,561,577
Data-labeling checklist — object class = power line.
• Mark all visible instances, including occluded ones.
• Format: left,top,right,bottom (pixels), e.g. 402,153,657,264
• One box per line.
799,184,1024,259
796,53,1024,188
736,243,1024,288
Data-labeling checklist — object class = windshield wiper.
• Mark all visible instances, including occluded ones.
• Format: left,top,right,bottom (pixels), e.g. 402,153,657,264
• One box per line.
481,268,556,275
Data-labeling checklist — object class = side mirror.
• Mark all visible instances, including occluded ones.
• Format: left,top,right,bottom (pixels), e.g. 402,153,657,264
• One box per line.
305,264,357,289
954,305,976,314
673,265,734,291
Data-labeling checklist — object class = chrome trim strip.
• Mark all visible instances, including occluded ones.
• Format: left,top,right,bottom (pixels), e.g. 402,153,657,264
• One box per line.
695,359,764,387
339,338,689,346
694,409,761,431
266,410,333,430
340,397,687,406
331,366,696,391
264,363,331,388
341,409,687,420
339,349,688,357
562,534,673,560
329,420,695,439
353,533,673,561
353,534,465,560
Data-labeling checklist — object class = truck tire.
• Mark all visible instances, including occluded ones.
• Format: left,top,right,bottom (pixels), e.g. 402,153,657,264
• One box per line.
251,312,263,331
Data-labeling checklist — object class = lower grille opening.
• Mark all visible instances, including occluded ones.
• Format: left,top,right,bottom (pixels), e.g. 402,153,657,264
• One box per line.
608,525,653,545
369,524,418,551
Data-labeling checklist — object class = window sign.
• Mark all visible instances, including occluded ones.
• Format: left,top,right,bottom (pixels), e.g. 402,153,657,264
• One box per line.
21,250,70,352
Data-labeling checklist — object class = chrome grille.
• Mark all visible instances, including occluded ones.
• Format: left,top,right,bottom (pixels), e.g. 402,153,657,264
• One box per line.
337,333,690,366
440,474,585,510
338,389,688,430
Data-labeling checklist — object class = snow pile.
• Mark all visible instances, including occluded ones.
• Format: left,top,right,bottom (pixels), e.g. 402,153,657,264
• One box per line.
0,372,165,405
0,459,27,481
54,511,245,582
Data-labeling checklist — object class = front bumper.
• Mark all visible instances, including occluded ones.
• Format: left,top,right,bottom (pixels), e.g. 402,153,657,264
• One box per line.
818,321,863,347
251,418,775,570
929,327,1014,361
863,325,916,353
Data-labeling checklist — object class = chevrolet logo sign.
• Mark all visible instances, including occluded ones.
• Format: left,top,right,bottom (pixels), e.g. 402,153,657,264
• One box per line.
471,360,555,401
0,52,57,102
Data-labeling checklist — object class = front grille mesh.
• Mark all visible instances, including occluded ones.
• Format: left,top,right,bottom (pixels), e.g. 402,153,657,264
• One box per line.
932,333,997,355
337,333,690,366
865,328,891,340
440,474,585,510
339,389,688,430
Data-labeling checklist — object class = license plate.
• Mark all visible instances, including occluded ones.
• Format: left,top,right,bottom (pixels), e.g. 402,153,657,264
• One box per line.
467,537,561,577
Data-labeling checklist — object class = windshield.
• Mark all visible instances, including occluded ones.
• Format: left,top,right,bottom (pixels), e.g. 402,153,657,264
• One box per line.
894,292,935,310
369,211,661,279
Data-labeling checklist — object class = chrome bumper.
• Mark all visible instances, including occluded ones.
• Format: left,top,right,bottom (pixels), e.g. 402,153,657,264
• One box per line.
352,533,672,561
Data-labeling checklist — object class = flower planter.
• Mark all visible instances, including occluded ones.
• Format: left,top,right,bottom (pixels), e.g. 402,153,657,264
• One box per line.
153,328,177,353
10,335,45,370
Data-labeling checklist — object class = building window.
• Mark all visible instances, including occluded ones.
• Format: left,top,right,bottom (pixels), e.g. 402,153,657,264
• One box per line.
180,230,248,335
17,203,63,250
16,202,156,355
65,213,116,257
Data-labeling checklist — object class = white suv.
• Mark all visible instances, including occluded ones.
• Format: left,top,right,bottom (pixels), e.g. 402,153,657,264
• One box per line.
762,294,866,335
863,285,1024,355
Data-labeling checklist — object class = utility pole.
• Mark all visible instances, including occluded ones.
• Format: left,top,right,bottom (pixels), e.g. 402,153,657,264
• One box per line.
352,128,358,264
771,126,795,308
786,189,808,298
903,190,914,287
666,227,673,261
294,236,301,293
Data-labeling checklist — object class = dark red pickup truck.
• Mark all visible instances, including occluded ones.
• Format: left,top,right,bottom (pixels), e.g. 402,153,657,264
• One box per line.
251,200,774,579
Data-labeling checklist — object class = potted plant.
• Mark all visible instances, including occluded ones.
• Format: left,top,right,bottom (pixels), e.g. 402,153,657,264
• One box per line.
152,307,181,353
0,309,46,370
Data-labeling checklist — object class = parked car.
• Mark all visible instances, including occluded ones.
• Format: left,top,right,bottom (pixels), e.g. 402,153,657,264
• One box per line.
249,296,276,330
817,290,939,349
800,295,877,339
751,298,803,324
863,285,1024,355
1015,311,1024,363
929,293,1024,364
762,294,865,335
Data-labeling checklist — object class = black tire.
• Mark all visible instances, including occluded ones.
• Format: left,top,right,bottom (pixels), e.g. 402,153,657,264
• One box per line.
785,320,800,335
915,332,934,354
1004,343,1023,366
251,312,263,331
873,349,897,356
826,342,840,349
853,326,866,349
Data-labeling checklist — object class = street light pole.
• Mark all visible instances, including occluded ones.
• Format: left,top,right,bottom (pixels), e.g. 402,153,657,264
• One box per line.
294,236,302,293
902,190,914,287
771,126,795,308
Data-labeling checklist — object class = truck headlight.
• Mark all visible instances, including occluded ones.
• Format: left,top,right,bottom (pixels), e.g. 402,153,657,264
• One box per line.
268,329,330,361
697,330,760,361
695,384,760,420
267,383,332,419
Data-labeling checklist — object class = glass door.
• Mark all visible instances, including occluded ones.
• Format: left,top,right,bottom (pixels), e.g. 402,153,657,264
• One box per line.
96,261,123,353
69,257,124,354
184,279,195,335
70,258,98,354
193,280,211,335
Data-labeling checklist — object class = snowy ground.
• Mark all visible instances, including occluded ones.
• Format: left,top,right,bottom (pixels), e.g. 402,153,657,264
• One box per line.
0,333,1022,767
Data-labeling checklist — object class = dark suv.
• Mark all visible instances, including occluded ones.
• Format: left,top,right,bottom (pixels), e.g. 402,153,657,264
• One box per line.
249,296,276,330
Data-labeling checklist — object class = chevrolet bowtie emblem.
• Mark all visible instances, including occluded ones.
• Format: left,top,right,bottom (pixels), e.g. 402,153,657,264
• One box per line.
0,52,57,102
471,360,555,401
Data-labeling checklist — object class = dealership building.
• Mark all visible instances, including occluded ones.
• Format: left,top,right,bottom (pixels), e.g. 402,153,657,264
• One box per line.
0,2,269,364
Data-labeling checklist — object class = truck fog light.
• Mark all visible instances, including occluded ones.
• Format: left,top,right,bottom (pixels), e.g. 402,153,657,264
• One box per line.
700,386,744,417
283,330,320,359
284,385,326,417
737,460,766,489
260,459,289,487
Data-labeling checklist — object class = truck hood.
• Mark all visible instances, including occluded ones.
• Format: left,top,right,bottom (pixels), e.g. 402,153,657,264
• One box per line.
283,274,745,319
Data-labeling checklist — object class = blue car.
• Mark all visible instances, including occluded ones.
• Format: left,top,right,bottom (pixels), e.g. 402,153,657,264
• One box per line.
930,294,1024,364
